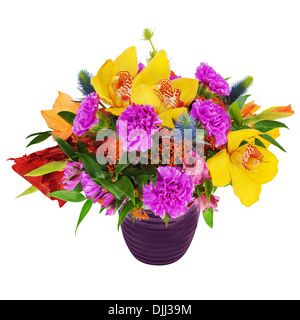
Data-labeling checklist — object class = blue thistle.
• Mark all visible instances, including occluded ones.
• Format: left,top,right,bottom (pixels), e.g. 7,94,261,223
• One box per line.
78,69,95,97
174,113,197,141
223,76,253,105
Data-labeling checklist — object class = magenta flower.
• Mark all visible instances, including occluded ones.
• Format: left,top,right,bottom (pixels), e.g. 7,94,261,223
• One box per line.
194,194,220,213
73,92,100,136
195,63,230,96
62,161,84,191
191,99,231,147
117,104,162,152
81,171,105,203
100,193,116,216
138,62,145,74
143,166,193,219
170,71,182,81
182,150,210,187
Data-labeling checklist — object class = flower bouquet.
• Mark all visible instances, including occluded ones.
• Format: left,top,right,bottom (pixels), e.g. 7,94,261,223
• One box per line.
10,29,294,265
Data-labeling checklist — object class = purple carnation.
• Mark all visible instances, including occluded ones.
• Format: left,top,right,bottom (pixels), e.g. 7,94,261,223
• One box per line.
143,166,193,219
195,63,230,96
81,171,105,203
62,161,84,191
72,92,100,136
191,99,231,147
117,104,162,152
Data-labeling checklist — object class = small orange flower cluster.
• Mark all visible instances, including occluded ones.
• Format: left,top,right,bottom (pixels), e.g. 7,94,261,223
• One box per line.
131,207,149,221
150,137,192,167
131,189,149,221
86,141,97,153
204,135,224,157
107,163,117,181
71,134,81,143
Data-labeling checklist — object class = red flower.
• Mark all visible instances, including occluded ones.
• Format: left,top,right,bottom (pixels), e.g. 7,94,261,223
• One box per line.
9,145,69,207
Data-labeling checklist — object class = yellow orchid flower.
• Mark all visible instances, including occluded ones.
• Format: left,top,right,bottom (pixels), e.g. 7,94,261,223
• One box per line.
91,47,198,128
91,46,138,109
41,92,80,140
132,50,198,128
207,129,279,207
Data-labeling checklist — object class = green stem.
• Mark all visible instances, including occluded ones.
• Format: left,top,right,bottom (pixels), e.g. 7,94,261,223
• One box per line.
149,39,156,53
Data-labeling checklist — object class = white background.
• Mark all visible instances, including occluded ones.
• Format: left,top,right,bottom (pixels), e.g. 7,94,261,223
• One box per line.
0,0,299,300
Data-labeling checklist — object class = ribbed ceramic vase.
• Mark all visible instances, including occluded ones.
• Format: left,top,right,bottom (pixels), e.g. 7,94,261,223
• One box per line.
121,204,199,265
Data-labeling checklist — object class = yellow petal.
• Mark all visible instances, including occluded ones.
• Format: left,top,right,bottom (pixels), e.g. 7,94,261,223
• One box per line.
91,59,114,105
231,163,261,207
131,84,162,112
159,108,187,129
107,80,130,108
171,78,198,107
132,50,170,88
112,46,138,78
227,129,261,154
246,147,279,184
106,107,126,116
206,149,232,187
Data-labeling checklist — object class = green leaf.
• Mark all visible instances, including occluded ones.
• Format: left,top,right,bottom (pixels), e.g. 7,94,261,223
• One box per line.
141,164,157,176
113,198,125,215
141,164,157,187
204,179,214,202
254,120,289,132
236,95,251,110
239,140,249,148
53,135,77,160
25,160,67,177
47,190,86,202
203,207,214,228
75,198,94,235
115,176,135,204
26,131,52,147
163,213,170,228
195,184,205,198
229,101,243,127
57,111,76,126
254,138,266,149
259,133,286,152
134,174,153,186
76,152,104,179
115,152,130,179
229,95,251,127
75,198,93,233
92,178,124,200
16,185,38,198
26,131,52,139
73,181,83,192
118,200,135,230
123,167,144,177
231,123,251,131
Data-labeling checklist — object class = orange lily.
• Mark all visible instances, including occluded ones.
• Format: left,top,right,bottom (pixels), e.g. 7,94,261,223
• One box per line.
41,92,80,140
242,101,294,125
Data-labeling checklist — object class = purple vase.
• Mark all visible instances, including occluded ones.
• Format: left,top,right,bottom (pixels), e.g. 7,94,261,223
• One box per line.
121,204,199,265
